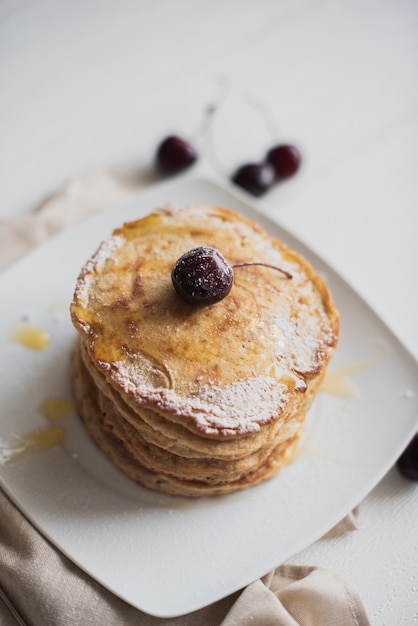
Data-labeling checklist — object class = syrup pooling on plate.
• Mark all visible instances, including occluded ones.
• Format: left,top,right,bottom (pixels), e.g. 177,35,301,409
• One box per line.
0,397,72,464
0,425,67,465
1,321,71,463
291,356,386,466
11,323,51,350
287,358,371,464
321,354,385,397
321,365,360,397
38,397,75,421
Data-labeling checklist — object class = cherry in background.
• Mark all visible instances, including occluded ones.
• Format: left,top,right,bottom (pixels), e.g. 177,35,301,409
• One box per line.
267,144,302,181
231,162,275,197
231,144,302,197
156,135,198,175
397,433,418,481
153,98,302,196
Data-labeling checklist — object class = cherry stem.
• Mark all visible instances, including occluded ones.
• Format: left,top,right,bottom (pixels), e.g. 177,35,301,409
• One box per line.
196,78,229,142
232,261,292,279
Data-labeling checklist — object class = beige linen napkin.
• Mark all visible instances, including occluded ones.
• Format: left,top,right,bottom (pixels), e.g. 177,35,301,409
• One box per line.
0,171,370,626
0,170,136,272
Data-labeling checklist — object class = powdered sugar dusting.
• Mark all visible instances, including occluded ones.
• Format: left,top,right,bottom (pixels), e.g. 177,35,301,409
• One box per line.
71,204,340,438
74,234,125,307
109,357,290,435
271,280,336,374
187,377,290,435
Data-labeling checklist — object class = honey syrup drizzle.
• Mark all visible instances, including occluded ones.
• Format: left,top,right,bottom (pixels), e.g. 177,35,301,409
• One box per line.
286,354,386,466
0,393,73,464
37,397,75,421
321,357,378,397
3,317,73,465
0,425,67,465
12,323,51,351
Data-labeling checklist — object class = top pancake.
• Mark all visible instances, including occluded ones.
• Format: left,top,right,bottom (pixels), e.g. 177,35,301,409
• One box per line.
70,205,339,438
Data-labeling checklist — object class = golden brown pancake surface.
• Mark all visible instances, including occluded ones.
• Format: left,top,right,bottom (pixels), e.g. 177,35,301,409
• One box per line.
71,205,339,441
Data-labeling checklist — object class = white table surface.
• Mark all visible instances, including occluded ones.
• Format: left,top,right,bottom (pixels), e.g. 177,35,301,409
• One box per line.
1,1,417,624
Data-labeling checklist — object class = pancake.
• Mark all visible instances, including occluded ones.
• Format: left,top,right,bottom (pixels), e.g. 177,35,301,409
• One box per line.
71,343,302,496
70,204,339,496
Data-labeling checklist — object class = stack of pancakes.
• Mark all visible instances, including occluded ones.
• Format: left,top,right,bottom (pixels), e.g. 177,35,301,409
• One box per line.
70,205,339,496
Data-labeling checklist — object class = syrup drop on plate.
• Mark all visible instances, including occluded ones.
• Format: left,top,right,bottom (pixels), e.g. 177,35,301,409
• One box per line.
38,397,75,421
0,425,67,465
12,323,51,350
321,358,378,397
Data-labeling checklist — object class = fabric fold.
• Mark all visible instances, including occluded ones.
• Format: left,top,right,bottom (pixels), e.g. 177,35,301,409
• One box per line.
0,170,136,271
221,565,370,626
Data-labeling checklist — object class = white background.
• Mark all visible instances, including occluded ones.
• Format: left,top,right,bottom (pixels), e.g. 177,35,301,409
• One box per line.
1,1,417,624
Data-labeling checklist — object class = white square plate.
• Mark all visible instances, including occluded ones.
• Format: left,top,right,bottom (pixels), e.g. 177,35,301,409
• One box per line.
1,176,417,618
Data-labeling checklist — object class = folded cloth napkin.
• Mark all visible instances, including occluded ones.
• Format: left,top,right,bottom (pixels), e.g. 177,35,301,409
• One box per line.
0,171,371,626
0,170,136,272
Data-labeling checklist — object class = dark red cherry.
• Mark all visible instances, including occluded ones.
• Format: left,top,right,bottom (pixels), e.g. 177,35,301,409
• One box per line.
172,247,293,305
266,144,301,180
397,434,418,481
231,162,275,197
172,246,234,305
156,135,198,174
